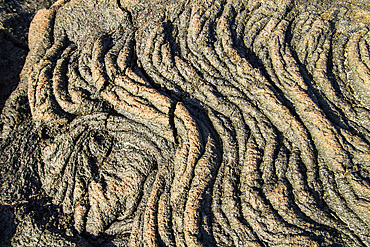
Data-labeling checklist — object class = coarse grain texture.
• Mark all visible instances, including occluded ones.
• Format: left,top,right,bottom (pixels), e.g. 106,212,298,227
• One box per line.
1,0,370,246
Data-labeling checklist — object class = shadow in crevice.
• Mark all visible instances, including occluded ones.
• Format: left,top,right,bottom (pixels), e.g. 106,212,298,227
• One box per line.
0,204,15,247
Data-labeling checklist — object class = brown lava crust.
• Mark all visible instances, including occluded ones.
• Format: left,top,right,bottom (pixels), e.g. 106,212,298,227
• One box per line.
1,0,370,246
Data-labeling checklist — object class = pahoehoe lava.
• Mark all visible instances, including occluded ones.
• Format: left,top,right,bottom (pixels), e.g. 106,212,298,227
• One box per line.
1,0,370,246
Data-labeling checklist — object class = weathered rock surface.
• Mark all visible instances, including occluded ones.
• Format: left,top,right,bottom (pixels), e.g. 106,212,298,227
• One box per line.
1,0,370,246
0,0,56,110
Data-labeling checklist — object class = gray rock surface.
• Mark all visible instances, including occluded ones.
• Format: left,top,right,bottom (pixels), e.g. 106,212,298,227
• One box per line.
1,0,370,246
0,0,56,110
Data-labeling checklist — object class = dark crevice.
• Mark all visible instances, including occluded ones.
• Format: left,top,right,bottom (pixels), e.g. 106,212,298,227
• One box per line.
1,29,29,51
169,101,179,145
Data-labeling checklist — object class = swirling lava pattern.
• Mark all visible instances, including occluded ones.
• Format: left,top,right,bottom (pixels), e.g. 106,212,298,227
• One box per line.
3,0,370,246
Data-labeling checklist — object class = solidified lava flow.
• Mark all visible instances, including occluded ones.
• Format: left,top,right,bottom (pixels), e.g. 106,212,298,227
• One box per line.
1,0,370,246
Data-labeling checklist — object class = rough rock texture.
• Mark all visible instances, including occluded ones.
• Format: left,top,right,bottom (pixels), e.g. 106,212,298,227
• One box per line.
0,0,56,110
1,0,370,246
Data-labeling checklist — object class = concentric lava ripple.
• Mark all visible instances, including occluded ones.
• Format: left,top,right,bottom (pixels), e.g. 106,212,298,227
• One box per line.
1,0,370,246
